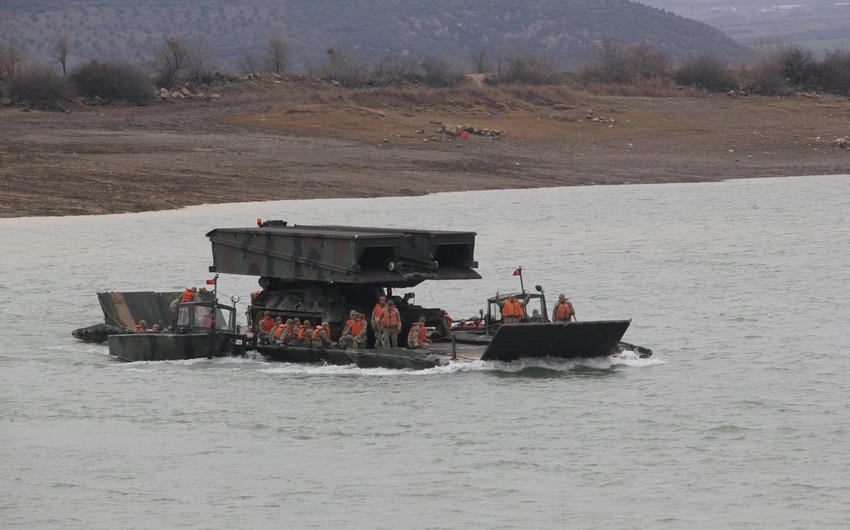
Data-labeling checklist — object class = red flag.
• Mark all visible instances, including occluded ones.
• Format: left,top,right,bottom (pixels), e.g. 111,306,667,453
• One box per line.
512,267,522,276
205,278,216,285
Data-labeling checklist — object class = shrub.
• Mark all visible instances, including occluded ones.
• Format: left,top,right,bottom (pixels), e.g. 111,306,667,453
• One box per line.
494,49,554,85
71,61,154,104
819,49,850,94
675,54,735,91
420,55,465,88
9,62,73,108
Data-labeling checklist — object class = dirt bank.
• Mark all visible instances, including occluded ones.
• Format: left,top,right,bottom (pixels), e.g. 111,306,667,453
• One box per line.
1,85,848,218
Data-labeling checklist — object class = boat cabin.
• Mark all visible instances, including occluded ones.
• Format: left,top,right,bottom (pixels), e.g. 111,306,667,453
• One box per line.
175,302,238,333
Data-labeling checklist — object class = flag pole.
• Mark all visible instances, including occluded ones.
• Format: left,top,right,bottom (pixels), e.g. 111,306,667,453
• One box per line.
516,266,524,293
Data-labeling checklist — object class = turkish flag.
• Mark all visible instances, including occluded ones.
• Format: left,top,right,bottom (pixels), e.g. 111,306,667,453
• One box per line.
205,278,216,285
512,268,522,276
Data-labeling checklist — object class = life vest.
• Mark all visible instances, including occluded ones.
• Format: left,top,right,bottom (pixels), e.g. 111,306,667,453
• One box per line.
417,325,427,341
311,327,322,340
380,308,399,327
273,324,287,339
372,303,384,321
502,299,523,317
555,302,573,321
260,317,274,332
181,289,194,302
131,325,144,331
343,318,356,335
408,325,420,340
352,319,363,336
297,325,309,340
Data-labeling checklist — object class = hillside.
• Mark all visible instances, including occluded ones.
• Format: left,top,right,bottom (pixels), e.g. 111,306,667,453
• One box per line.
2,0,750,72
639,1,850,51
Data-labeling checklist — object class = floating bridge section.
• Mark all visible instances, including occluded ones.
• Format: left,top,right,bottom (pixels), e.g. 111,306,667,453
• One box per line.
206,223,481,287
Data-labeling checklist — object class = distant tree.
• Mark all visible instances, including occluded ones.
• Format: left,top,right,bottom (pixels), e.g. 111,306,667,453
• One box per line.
630,42,669,80
237,51,261,75
420,55,465,87
581,40,632,84
495,48,553,85
48,36,71,76
321,45,368,88
819,49,850,94
71,60,154,104
153,37,188,89
777,44,815,86
370,53,418,86
470,46,489,74
675,54,735,92
265,36,290,75
186,40,218,84
0,37,27,80
9,62,73,108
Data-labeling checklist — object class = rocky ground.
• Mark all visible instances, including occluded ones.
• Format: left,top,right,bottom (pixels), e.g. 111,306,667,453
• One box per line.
1,82,848,218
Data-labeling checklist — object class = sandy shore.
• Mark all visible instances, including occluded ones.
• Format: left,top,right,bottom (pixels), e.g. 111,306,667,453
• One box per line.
1,88,848,218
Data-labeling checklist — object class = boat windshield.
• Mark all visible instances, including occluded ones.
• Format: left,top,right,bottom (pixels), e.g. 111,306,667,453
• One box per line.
176,304,234,331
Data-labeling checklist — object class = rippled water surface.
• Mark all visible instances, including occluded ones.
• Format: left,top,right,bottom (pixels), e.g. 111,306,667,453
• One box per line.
2,175,849,529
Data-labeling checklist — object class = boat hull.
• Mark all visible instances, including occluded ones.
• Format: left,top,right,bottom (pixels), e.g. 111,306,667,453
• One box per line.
478,320,632,362
108,332,246,362
257,345,440,370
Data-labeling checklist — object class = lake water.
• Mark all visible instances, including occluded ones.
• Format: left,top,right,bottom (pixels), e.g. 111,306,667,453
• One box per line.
2,175,849,529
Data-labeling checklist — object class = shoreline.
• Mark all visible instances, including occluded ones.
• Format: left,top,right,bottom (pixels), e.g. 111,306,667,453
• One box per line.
2,92,848,218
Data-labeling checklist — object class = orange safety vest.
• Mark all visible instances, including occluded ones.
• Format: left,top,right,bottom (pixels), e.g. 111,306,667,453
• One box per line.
273,324,287,339
181,289,194,302
372,303,384,321
380,308,399,327
297,325,309,340
502,299,523,317
555,302,573,321
311,327,322,340
352,319,363,336
260,317,274,332
408,325,427,342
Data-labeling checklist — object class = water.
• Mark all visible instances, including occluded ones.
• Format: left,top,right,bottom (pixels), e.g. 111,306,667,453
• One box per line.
2,175,849,529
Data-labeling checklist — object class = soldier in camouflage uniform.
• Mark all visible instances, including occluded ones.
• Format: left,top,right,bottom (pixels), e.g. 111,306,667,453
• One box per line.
353,313,368,349
311,322,335,349
338,310,359,350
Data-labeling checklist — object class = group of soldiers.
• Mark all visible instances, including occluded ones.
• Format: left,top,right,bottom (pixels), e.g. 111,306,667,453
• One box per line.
256,313,340,349
253,290,576,351
254,294,437,351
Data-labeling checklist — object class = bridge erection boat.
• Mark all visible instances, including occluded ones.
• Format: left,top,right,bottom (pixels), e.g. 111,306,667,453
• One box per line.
206,220,651,367
74,220,651,368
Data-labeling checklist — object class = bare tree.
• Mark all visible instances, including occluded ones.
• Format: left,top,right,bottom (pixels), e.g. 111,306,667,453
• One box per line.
630,42,669,80
186,40,218,84
421,55,465,87
495,48,553,84
321,45,368,88
49,36,71,76
265,36,290,75
370,53,418,86
0,37,27,80
675,54,734,91
470,46,489,74
153,37,188,89
237,51,261,75
581,40,631,84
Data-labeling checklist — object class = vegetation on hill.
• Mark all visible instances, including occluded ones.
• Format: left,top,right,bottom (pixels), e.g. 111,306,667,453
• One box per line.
1,0,749,73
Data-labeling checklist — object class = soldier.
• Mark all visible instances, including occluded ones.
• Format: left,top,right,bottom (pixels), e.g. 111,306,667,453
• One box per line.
338,310,359,349
151,324,162,333
311,322,335,349
407,317,432,349
180,287,197,303
278,318,295,347
271,319,288,345
371,295,387,347
354,313,369,349
131,320,147,332
296,320,312,347
379,300,402,348
496,291,529,324
257,311,276,344
553,293,576,322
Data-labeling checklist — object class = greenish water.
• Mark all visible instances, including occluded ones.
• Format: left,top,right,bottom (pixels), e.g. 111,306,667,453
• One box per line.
2,175,849,529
